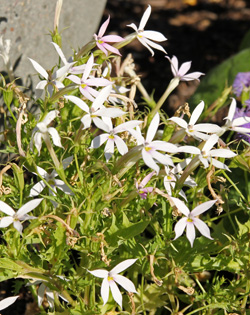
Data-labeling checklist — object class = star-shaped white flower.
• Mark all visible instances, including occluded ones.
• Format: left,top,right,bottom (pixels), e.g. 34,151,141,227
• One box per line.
0,198,43,234
131,113,178,174
178,134,237,171
88,259,137,308
171,197,216,247
169,101,222,140
64,85,125,129
127,5,167,56
90,117,142,161
29,43,74,98
29,156,73,206
218,98,250,136
164,162,196,201
166,55,204,81
31,110,63,155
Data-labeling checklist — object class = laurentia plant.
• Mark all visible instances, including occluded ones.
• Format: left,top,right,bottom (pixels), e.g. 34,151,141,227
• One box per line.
0,2,250,315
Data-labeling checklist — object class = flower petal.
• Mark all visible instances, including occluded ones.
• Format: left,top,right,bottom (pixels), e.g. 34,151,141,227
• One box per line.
92,85,112,111
146,112,159,143
29,181,46,197
64,95,89,113
193,218,213,240
189,101,204,126
0,201,15,216
191,200,217,216
17,198,43,218
43,110,59,126
186,221,196,247
174,217,187,240
98,16,110,38
47,127,63,148
90,134,109,149
28,58,48,79
13,221,24,234
109,280,123,308
0,296,19,311
142,149,159,174
111,259,137,274
101,277,110,306
139,5,151,30
168,117,187,129
114,136,128,155
0,216,14,228
142,30,167,42
88,269,108,278
114,274,137,293
171,197,190,217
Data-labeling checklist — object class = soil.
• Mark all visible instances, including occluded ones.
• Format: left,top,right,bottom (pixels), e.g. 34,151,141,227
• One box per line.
1,0,250,314
104,0,250,115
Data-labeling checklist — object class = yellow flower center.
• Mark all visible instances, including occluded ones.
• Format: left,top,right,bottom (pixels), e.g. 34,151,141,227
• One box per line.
98,39,104,44
109,134,115,139
81,83,87,89
108,276,114,281
145,146,151,152
187,218,193,222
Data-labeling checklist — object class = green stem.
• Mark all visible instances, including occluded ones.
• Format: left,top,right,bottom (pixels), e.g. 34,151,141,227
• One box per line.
221,170,247,202
149,77,179,123
141,275,146,315
241,277,250,314
75,41,96,61
43,134,60,169
6,101,16,122
175,155,200,191
49,84,77,103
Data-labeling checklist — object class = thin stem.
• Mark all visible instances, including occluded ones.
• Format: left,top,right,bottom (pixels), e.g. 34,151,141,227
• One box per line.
43,134,60,169
221,170,247,202
149,77,179,123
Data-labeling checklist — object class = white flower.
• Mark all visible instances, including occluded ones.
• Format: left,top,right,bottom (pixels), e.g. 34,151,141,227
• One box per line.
171,197,216,247
219,98,250,136
29,156,73,205
88,259,137,308
166,55,204,81
164,162,196,201
178,134,237,171
127,5,167,56
169,101,222,141
131,113,178,174
64,85,125,129
0,296,19,311
0,198,43,234
90,117,142,161
29,43,74,98
31,110,63,155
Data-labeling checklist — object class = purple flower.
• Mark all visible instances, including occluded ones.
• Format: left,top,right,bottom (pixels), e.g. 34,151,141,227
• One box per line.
233,72,250,97
233,102,250,142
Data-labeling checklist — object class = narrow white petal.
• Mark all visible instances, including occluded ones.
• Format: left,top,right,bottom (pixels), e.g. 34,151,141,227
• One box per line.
142,37,167,54
13,221,23,234
92,85,112,111
140,171,155,188
34,132,43,154
191,200,217,216
186,222,196,247
0,296,19,311
114,136,128,155
90,134,109,149
194,123,222,133
146,112,159,143
138,37,155,56
42,110,59,126
17,198,43,218
94,118,111,133
62,156,73,169
109,281,123,308
232,116,250,127
0,201,15,216
210,148,236,158
142,30,167,42
28,58,48,79
211,158,230,171
82,54,94,81
202,134,219,153
142,149,159,174
64,95,89,113
178,145,200,155
139,5,151,30
114,275,137,293
178,61,191,77
95,107,125,118
47,127,63,148
193,218,213,240
37,283,46,307
51,42,68,65
168,117,187,129
151,151,174,166
226,98,236,121
104,139,115,154
0,216,14,228
54,180,72,195
114,120,142,134
111,259,137,274
127,23,138,32
88,269,108,278
36,166,48,178
101,277,110,306
174,217,187,240
189,101,204,126
151,141,178,153
170,197,190,217
29,181,46,197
